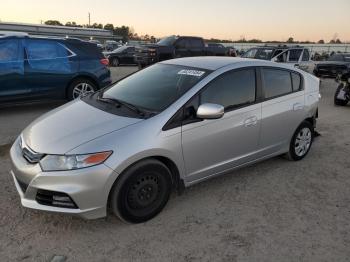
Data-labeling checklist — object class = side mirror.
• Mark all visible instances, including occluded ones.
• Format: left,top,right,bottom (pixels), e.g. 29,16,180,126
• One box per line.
196,103,224,119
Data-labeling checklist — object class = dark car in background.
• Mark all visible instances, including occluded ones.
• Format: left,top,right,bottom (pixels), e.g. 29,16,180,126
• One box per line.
134,35,229,68
104,46,136,67
313,53,350,78
0,35,111,104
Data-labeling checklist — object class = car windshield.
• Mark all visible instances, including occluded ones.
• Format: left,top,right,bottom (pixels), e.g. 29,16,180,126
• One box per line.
157,36,177,46
242,48,275,60
102,63,210,112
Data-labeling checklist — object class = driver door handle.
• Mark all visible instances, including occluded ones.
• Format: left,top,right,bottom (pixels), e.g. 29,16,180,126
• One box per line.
293,103,304,111
244,116,258,127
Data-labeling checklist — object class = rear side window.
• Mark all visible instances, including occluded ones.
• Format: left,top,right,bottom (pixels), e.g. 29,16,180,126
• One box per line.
291,73,302,91
0,39,19,61
26,40,70,59
262,68,292,98
201,69,256,110
302,49,310,61
288,49,302,62
175,39,188,49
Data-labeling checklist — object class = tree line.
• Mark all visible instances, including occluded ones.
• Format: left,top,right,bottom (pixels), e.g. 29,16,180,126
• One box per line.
44,20,345,44
44,20,155,42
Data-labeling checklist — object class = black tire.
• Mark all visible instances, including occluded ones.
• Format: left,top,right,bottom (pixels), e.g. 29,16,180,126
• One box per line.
286,121,314,161
110,159,172,223
334,83,348,106
111,57,119,67
67,78,97,100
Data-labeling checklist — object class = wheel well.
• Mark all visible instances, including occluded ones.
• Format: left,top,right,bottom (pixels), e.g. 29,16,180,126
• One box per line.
152,156,183,193
304,116,316,128
107,156,184,209
66,75,99,98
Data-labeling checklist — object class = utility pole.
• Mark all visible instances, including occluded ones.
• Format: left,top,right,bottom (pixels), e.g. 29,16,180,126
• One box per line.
88,12,91,26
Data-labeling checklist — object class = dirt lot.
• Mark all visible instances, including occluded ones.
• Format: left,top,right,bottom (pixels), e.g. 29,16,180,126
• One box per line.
0,67,349,262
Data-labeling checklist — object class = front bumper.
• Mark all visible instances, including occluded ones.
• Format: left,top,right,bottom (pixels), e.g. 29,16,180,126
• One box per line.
10,138,118,219
134,55,156,65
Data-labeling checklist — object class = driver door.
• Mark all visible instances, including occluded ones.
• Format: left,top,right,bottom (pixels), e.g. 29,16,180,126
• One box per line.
181,68,262,183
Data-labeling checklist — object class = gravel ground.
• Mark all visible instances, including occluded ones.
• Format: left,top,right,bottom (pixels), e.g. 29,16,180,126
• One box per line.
0,68,349,262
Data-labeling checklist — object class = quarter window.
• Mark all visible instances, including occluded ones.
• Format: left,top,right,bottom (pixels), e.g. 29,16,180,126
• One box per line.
26,40,70,60
201,69,256,110
262,68,292,98
0,39,19,62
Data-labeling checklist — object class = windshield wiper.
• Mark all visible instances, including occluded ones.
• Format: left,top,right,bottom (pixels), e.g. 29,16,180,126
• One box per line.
97,95,146,117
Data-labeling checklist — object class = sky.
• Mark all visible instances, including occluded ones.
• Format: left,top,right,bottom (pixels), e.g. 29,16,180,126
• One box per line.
1,0,349,42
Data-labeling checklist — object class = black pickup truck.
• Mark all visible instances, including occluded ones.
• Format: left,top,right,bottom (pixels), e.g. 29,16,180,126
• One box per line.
134,36,229,68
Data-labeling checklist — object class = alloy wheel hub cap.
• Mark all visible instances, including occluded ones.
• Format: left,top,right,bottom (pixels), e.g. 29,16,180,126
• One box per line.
295,127,312,156
72,83,94,99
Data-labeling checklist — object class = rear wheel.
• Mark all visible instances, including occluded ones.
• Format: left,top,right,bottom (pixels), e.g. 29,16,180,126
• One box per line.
334,83,348,106
110,159,172,223
67,78,96,100
286,121,314,161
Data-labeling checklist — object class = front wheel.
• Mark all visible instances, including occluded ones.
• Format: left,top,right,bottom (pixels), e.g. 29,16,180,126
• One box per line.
334,83,348,106
110,159,172,223
286,121,314,161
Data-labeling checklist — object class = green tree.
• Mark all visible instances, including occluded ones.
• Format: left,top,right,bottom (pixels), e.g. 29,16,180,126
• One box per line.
114,26,130,42
65,22,80,27
318,39,325,44
104,23,114,31
45,20,63,26
335,39,342,44
91,23,103,29
287,37,294,43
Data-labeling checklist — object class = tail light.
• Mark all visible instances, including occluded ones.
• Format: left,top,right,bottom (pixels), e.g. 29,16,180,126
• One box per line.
100,58,109,66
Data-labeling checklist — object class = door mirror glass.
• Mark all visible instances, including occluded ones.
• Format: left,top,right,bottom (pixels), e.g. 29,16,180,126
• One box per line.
196,103,224,119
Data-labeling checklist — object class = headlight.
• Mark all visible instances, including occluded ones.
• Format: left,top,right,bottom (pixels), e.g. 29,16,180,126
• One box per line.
40,151,112,171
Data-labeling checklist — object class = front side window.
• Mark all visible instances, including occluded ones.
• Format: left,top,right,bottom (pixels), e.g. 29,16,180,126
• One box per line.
288,49,303,62
0,39,19,62
262,68,292,98
103,64,210,112
200,69,256,110
26,40,70,60
190,39,203,48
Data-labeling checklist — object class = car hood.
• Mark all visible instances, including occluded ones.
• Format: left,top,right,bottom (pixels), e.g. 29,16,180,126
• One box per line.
22,100,143,154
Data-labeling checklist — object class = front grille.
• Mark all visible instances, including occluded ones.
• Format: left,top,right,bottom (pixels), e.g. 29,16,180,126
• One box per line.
36,189,78,209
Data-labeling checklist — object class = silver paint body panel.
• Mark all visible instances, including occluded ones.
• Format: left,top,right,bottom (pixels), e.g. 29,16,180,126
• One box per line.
10,57,320,219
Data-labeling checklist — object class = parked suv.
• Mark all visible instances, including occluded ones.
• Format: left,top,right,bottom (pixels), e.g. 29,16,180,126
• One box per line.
0,34,111,104
242,45,313,72
10,57,320,223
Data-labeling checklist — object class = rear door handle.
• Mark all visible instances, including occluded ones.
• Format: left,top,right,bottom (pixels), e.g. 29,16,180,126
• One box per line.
293,103,304,111
244,116,258,127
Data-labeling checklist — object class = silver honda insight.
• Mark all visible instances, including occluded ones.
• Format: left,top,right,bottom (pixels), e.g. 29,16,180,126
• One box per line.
10,57,320,223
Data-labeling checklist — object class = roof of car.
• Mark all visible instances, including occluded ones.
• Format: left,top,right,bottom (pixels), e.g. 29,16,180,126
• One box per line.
161,56,276,70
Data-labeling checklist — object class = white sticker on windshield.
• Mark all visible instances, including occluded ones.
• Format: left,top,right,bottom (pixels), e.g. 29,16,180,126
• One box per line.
178,69,205,77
